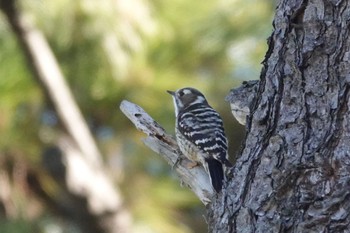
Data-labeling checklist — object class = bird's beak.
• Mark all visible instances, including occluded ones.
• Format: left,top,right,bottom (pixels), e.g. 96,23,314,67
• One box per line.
167,90,175,96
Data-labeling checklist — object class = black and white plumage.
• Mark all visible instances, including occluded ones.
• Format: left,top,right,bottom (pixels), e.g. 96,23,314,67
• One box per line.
167,87,232,192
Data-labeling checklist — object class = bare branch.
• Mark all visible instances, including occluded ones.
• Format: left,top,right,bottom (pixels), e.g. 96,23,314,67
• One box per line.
120,100,214,204
225,80,259,125
58,137,131,233
0,0,102,167
1,2,132,231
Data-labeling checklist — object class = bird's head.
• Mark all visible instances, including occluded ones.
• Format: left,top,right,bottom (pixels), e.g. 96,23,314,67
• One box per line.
167,87,208,116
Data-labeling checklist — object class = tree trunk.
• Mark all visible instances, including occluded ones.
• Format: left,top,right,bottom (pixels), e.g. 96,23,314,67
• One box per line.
120,0,350,232
208,0,350,232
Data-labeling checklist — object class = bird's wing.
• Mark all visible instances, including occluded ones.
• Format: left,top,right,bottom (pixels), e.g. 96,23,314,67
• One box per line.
178,106,228,162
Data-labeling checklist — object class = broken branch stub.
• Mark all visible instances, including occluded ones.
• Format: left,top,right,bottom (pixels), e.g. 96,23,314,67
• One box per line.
120,100,214,204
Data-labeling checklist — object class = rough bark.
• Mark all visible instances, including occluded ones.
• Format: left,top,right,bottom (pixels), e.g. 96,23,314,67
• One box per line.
208,0,350,232
121,0,350,232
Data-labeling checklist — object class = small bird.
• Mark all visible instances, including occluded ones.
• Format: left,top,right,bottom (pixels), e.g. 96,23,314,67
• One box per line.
167,87,232,192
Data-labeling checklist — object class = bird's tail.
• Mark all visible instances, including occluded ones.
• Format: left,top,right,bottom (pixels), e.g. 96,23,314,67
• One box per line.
223,158,232,167
205,158,224,193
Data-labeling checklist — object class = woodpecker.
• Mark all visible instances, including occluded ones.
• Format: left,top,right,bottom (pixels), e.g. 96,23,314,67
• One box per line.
167,87,231,192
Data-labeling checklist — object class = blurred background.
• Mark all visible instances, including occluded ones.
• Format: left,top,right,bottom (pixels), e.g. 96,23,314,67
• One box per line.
0,0,274,232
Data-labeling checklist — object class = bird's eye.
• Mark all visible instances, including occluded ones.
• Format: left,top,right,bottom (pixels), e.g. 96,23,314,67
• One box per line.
179,91,185,97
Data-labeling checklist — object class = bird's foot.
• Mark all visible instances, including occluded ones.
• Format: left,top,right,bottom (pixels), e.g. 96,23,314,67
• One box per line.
185,160,198,169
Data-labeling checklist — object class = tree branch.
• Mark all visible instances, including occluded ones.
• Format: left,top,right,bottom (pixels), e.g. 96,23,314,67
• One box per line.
1,1,132,232
225,80,259,126
120,100,215,204
0,0,101,167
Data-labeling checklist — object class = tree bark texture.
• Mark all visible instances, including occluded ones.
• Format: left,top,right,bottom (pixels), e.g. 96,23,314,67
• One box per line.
208,0,350,232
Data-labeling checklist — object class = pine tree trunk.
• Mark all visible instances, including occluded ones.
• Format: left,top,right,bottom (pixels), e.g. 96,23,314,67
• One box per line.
208,0,350,232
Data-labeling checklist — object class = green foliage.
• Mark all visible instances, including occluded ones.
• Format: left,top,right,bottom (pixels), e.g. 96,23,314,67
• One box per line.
0,0,274,232
0,219,38,233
